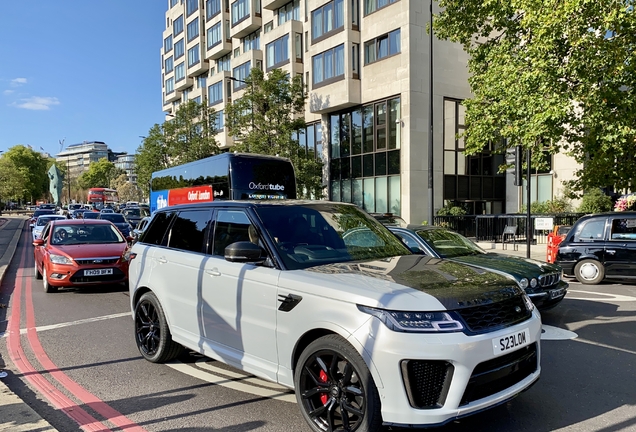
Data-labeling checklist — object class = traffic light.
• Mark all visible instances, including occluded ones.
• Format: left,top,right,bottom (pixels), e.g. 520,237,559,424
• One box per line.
514,145,523,186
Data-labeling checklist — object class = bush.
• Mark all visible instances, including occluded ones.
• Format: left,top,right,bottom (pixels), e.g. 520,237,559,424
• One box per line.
577,189,613,213
520,196,573,214
437,203,467,216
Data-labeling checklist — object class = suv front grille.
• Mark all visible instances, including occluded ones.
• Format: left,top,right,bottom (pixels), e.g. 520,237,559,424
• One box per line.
538,272,560,287
456,296,531,334
460,343,538,406
400,360,454,409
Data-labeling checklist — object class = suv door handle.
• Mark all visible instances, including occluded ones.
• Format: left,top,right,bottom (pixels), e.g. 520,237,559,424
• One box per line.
205,268,221,277
606,250,616,255
157,256,168,263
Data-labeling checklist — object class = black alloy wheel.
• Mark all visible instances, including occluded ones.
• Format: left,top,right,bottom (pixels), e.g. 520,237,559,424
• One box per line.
134,291,183,363
295,335,381,432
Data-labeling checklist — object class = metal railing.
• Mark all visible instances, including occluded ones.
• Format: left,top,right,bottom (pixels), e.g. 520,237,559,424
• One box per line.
433,213,586,244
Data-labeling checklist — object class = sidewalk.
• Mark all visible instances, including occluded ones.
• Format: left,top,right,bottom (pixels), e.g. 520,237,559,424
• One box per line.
474,239,549,262
0,215,58,431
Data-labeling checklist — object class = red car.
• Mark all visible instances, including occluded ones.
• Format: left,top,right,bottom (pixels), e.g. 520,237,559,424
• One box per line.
33,219,132,293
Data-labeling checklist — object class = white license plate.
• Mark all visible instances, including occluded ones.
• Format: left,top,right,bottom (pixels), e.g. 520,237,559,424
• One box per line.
550,287,566,299
84,269,113,276
492,328,531,356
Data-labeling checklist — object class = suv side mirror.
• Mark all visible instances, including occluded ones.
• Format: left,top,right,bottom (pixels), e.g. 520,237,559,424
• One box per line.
225,242,266,264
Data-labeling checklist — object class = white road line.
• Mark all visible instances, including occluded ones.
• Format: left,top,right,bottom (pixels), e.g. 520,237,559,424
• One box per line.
574,338,636,356
541,325,578,340
166,360,296,403
0,312,131,338
566,290,636,303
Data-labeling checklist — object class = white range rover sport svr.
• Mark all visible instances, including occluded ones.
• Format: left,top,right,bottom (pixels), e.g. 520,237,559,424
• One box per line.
128,201,541,431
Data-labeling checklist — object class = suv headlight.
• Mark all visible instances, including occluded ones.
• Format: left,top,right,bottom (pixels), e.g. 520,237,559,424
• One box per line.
358,305,464,333
50,254,73,265
522,293,535,312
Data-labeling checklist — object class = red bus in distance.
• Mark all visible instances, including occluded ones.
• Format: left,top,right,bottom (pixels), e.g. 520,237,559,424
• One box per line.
87,188,119,209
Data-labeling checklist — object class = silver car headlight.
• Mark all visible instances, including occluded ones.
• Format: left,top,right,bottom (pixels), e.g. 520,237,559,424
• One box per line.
518,278,529,289
49,254,73,265
358,305,464,333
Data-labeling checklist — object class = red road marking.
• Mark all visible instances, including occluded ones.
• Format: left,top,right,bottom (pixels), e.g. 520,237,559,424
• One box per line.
7,231,112,431
7,228,149,431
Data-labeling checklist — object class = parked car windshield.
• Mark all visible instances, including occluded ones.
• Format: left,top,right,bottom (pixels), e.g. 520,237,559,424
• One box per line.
99,213,126,223
415,228,485,258
36,215,65,226
123,207,150,218
51,224,124,245
254,203,411,270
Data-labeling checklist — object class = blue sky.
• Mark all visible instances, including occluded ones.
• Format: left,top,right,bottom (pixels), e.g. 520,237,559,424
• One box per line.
0,1,167,157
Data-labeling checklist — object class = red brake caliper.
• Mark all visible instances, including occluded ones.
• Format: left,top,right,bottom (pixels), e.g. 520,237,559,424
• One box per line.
319,370,329,405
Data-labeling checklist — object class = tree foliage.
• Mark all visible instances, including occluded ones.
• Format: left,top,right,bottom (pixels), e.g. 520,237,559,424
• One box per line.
78,158,125,189
225,68,323,198
0,157,28,203
577,188,613,213
2,145,49,202
434,0,636,194
135,100,219,196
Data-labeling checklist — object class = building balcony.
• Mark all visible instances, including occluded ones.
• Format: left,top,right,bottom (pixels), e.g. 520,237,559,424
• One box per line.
187,58,209,77
309,77,361,114
164,90,181,104
262,0,289,10
205,39,232,61
229,0,262,39
175,76,194,91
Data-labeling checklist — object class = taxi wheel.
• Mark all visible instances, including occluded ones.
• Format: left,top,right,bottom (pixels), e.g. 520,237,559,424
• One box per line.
34,260,42,280
42,268,58,293
574,259,605,285
295,335,382,432
134,291,183,363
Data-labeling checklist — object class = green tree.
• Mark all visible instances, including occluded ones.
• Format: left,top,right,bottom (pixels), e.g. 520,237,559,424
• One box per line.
577,188,613,213
136,100,219,196
3,145,49,202
225,68,323,198
78,158,125,189
0,157,28,205
434,0,636,195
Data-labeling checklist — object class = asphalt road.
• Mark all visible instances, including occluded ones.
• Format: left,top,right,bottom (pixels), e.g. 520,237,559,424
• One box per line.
1,226,636,432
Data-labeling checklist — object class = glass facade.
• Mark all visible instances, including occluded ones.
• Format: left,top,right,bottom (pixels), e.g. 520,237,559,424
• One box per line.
329,96,401,215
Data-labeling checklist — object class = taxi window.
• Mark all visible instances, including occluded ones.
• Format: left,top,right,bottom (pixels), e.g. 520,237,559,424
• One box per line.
610,218,636,240
573,219,606,242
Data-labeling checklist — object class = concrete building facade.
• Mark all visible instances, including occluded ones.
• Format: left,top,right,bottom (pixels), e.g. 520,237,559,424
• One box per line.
160,0,579,223
56,141,110,178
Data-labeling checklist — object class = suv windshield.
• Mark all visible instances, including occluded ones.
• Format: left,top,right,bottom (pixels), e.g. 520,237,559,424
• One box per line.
415,228,485,258
100,213,126,223
124,208,149,217
255,203,411,270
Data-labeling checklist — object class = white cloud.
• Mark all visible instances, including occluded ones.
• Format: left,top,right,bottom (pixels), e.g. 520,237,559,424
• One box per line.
3,90,14,95
10,78,27,86
13,96,60,111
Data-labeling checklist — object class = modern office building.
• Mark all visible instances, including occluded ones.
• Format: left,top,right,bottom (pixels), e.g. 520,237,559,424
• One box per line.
114,153,138,185
56,141,110,178
161,0,579,223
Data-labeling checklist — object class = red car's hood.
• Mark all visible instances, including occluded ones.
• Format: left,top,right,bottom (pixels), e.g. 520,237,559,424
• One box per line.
52,243,127,258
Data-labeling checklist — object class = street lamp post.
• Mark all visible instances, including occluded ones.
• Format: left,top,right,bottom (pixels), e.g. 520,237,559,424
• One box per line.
427,0,435,225
226,76,255,130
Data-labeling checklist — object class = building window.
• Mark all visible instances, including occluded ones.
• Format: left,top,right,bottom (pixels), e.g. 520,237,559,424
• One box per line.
171,0,179,7
364,29,400,64
312,44,345,86
174,39,185,59
217,53,231,71
231,0,250,26
187,18,200,41
166,77,175,94
197,72,207,89
208,81,224,105
295,33,302,61
165,56,174,73
266,34,290,70
242,30,260,53
208,22,222,49
352,0,359,26
329,97,401,214
232,61,251,90
175,62,186,82
311,0,344,41
364,0,398,16
264,21,273,33
187,0,199,16
188,44,200,67
206,0,222,20
174,15,184,36
278,0,300,25
352,43,359,77
164,35,173,53
214,109,225,130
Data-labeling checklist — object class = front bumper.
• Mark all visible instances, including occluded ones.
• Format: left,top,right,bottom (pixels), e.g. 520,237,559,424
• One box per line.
526,280,568,310
351,309,542,427
46,262,129,287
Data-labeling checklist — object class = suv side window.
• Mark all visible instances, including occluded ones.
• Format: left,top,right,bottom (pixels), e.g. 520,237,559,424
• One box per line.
141,212,175,246
573,219,606,242
168,210,212,253
610,217,636,240
212,209,253,256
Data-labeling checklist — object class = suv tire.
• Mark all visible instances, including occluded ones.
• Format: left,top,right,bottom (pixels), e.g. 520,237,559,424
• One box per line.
134,291,183,363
